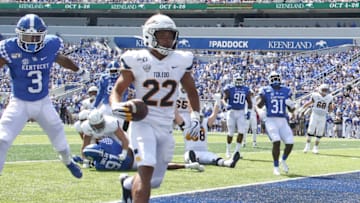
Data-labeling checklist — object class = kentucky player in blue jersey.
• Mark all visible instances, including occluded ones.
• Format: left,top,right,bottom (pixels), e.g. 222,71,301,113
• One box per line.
0,14,89,178
223,73,252,158
257,71,296,175
94,61,121,115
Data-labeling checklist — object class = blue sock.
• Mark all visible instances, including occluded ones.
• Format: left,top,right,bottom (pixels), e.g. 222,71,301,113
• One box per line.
282,155,287,161
274,160,279,167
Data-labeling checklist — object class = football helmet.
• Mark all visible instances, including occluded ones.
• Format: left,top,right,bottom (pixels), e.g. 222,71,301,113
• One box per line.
106,61,120,78
83,144,104,161
88,109,105,133
268,71,282,87
233,73,243,86
15,14,47,53
319,83,330,96
142,13,179,56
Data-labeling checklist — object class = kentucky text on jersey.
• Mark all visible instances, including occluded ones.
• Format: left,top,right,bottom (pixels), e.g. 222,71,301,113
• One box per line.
22,63,49,70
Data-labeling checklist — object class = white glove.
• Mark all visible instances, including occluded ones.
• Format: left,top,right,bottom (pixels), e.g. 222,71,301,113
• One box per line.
82,159,90,168
189,111,201,138
118,150,128,161
111,102,132,121
285,99,295,109
76,68,90,81
213,93,222,106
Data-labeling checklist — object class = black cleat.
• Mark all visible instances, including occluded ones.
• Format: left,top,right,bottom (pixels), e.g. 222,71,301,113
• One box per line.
188,150,197,163
120,174,132,203
230,151,240,168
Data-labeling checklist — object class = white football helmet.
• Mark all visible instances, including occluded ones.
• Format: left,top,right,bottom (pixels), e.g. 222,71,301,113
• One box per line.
88,109,105,133
233,73,243,86
268,71,281,86
319,84,330,96
15,14,47,53
142,13,179,56
87,86,98,94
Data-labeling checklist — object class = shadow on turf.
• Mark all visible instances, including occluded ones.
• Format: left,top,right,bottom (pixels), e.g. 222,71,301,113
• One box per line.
317,153,360,159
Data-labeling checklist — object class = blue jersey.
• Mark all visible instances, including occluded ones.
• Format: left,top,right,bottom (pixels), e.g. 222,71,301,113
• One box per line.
94,74,117,107
260,85,292,117
93,137,133,171
0,35,62,101
224,84,250,110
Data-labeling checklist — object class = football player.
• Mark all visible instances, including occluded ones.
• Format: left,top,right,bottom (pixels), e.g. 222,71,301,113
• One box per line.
80,137,204,172
81,85,98,110
175,94,241,169
93,61,120,116
110,13,200,203
0,14,89,178
257,71,295,175
74,109,91,140
80,109,129,168
243,90,259,148
300,83,333,154
223,73,252,158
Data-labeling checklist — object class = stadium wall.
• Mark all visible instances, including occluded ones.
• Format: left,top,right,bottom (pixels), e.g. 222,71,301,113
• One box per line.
2,25,360,43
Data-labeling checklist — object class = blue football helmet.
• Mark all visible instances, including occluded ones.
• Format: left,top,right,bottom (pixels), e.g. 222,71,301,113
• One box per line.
106,61,120,78
233,73,243,87
268,71,282,87
83,144,104,161
15,14,47,53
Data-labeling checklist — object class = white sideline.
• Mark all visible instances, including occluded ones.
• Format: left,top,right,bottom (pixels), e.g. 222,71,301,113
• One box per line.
105,169,360,203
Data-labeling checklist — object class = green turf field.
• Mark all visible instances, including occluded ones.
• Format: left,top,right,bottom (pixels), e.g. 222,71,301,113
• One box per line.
1,123,359,203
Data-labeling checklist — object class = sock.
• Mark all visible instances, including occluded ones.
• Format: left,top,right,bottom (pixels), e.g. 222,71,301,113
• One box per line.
274,160,279,167
124,176,134,190
58,148,72,165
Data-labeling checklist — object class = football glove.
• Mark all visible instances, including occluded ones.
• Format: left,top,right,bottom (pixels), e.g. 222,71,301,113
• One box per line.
118,150,128,161
285,99,295,109
189,111,200,138
112,102,132,121
213,93,222,106
76,68,90,81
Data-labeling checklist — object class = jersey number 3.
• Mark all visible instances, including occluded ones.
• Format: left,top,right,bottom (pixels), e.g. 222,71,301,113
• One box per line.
143,79,177,107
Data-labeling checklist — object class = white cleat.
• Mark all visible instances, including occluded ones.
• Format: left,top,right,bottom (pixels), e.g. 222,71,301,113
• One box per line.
253,142,257,148
280,160,289,174
312,147,319,154
303,146,310,153
273,167,280,176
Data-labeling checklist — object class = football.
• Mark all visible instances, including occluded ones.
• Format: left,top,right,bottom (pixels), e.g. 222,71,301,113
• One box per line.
126,99,148,121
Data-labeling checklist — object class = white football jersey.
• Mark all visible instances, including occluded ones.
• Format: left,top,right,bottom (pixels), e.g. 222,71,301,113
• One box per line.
311,92,333,116
176,86,191,114
74,120,83,133
184,118,209,152
81,98,95,110
81,115,120,141
121,49,193,126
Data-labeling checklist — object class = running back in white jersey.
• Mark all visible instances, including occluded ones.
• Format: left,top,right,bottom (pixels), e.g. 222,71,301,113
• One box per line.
311,92,333,116
121,49,193,126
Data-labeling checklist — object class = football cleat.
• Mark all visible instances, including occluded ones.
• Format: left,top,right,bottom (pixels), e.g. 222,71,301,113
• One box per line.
280,160,289,174
225,150,231,159
72,155,83,164
119,174,132,203
66,161,83,179
187,162,205,172
273,167,280,176
253,142,257,148
303,145,310,153
188,150,197,163
312,146,319,154
230,151,241,168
